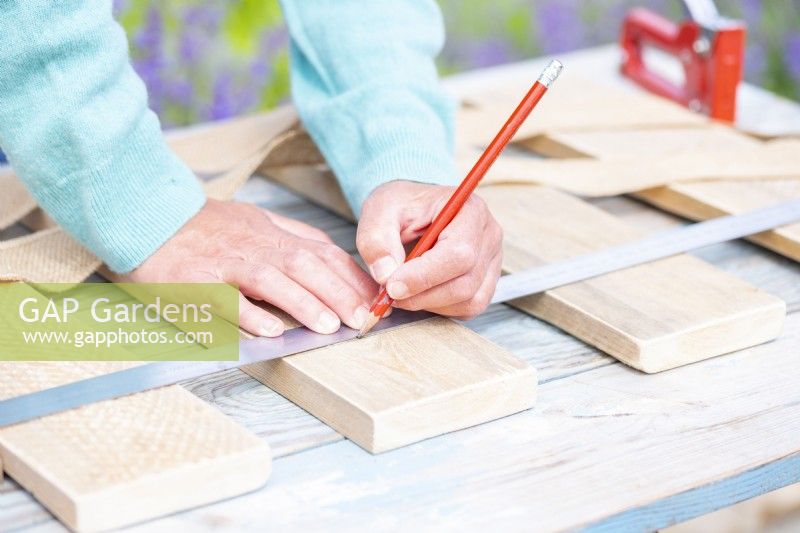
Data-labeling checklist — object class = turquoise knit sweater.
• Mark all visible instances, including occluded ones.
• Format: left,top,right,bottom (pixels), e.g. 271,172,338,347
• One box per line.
0,0,457,273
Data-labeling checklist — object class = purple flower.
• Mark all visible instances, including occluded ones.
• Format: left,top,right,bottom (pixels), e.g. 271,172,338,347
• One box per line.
468,39,513,68
741,0,762,26
133,7,163,52
208,71,237,120
132,7,166,113
744,41,766,82
166,79,194,108
785,33,800,81
537,0,585,54
179,6,223,65
112,0,127,16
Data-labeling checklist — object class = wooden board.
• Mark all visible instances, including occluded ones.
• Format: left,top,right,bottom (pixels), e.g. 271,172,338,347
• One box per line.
525,128,800,262
477,185,786,373
0,362,271,532
243,317,537,453
456,74,707,147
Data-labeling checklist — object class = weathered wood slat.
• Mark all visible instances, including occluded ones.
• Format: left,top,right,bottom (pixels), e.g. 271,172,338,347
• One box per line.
525,128,800,262
456,72,707,147
479,185,786,373
243,318,537,454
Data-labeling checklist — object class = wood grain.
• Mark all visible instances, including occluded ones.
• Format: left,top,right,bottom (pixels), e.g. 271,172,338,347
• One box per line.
474,136,800,195
478,185,786,373
243,318,537,453
0,362,271,532
456,73,707,147
525,125,800,262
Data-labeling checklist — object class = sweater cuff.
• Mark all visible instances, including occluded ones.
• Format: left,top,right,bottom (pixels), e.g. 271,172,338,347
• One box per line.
340,142,459,218
39,117,206,273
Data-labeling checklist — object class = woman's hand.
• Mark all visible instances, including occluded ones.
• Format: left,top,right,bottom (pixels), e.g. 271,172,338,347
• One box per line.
356,181,503,320
126,199,377,337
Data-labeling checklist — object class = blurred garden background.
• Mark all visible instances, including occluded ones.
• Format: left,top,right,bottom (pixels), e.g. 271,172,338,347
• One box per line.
114,0,800,127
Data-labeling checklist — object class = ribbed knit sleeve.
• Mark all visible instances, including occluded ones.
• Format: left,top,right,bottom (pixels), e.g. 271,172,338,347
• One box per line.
0,1,205,273
280,0,459,216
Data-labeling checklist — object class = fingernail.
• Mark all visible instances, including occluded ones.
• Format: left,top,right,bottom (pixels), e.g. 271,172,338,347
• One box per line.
314,310,341,334
260,319,283,338
387,281,409,299
370,256,397,283
352,305,369,328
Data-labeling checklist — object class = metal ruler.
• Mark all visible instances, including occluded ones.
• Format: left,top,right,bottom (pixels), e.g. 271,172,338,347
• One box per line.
2,198,799,428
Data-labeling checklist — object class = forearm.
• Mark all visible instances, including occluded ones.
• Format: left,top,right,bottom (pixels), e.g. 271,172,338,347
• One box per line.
280,0,458,216
0,0,205,273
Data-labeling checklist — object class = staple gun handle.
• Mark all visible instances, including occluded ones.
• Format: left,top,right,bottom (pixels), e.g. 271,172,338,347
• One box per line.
620,7,700,108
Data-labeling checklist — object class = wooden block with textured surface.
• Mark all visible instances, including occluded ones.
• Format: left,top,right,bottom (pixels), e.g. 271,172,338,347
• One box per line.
243,318,537,453
478,185,786,373
0,362,271,532
525,128,800,262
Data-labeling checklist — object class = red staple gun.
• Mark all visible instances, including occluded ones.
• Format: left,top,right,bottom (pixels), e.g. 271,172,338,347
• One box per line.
620,0,745,122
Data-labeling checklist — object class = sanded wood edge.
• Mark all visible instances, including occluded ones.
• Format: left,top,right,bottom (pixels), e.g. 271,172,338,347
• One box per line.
0,387,272,532
372,366,537,453
631,300,787,373
242,360,376,451
511,291,786,374
245,360,536,454
517,135,593,159
634,187,800,262
243,319,538,454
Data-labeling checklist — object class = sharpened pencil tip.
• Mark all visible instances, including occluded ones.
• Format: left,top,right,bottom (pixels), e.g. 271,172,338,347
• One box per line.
356,312,381,338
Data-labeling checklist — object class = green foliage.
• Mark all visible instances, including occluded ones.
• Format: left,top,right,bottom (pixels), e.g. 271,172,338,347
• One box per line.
223,0,283,55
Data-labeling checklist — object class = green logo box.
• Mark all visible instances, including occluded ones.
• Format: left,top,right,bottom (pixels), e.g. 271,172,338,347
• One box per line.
0,283,240,361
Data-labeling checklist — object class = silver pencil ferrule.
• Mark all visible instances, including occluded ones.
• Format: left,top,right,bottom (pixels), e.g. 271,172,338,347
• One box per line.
537,60,563,88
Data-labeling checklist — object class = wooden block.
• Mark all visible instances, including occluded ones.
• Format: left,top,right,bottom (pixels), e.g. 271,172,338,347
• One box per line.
526,128,800,262
477,185,786,373
243,318,537,453
0,362,271,532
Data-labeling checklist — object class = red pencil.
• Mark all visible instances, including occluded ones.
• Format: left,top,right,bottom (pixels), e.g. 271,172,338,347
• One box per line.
357,60,564,337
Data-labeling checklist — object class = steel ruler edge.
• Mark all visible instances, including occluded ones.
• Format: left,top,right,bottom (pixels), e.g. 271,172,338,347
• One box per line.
2,197,799,428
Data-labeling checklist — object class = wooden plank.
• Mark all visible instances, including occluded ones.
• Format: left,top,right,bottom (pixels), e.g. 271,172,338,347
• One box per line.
130,310,800,533
0,362,271,532
243,317,537,454
638,180,800,262
478,185,786,373
481,135,800,195
456,73,707,147
525,127,800,262
589,197,800,313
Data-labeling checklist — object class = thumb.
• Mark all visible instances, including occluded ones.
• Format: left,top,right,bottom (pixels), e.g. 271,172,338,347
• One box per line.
357,194,406,284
